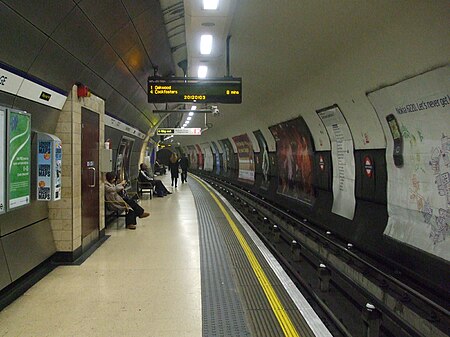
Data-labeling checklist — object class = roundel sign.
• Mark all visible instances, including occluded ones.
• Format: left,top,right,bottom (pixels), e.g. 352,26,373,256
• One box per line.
319,155,325,171
364,156,373,178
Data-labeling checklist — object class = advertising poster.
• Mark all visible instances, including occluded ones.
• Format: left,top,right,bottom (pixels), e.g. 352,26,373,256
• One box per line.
232,133,255,183
0,107,5,213
195,144,204,170
368,66,450,260
37,140,52,200
254,130,271,190
219,139,229,174
317,105,356,220
8,110,31,209
115,136,134,183
269,117,315,206
201,143,214,171
211,141,221,175
187,145,197,170
220,138,235,177
54,141,62,200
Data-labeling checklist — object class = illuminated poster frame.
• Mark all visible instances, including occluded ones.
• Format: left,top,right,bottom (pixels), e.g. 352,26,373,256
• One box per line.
0,106,6,214
232,133,255,184
7,109,31,210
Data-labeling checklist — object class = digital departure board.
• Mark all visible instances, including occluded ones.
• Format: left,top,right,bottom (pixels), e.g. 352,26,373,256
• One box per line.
148,77,242,104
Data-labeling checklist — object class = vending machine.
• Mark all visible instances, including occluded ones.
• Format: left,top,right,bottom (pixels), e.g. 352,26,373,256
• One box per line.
36,133,62,201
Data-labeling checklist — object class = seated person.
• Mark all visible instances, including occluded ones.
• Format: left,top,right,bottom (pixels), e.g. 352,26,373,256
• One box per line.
139,163,171,197
105,172,149,229
154,160,166,175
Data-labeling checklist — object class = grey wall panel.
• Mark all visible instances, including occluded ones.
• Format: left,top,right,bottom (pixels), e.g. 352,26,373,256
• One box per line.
79,0,129,40
2,0,75,36
109,22,142,58
87,43,120,78
51,6,106,65
122,0,153,20
0,2,49,71
2,219,56,281
28,39,85,92
13,97,61,134
0,240,12,291
0,92,15,107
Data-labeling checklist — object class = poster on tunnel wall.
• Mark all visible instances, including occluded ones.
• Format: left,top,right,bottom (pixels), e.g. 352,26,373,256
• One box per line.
367,66,450,261
254,130,271,190
201,143,214,172
195,144,204,170
269,117,315,206
7,109,31,210
115,136,134,183
0,107,5,213
317,105,356,220
232,133,255,184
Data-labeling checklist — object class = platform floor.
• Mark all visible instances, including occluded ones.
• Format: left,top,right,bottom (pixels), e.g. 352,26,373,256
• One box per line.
0,175,201,337
0,174,331,337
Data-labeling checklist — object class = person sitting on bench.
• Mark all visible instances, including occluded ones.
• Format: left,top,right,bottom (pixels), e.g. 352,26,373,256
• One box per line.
105,172,149,229
138,163,172,197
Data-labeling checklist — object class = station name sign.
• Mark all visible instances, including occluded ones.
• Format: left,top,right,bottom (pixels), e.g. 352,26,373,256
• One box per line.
157,128,202,136
148,77,242,104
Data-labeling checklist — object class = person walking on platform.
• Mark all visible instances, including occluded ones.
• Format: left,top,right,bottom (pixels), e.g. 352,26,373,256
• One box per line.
105,172,149,229
180,153,189,183
138,163,171,197
169,153,180,188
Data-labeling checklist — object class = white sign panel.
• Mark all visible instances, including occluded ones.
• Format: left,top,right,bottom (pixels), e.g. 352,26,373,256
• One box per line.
157,128,202,136
318,105,356,220
0,65,67,110
0,67,24,95
0,107,5,214
104,115,146,139
368,66,450,261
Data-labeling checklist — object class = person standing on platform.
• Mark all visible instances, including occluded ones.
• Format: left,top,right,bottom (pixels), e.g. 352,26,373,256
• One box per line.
180,153,189,183
169,153,180,188
105,172,149,230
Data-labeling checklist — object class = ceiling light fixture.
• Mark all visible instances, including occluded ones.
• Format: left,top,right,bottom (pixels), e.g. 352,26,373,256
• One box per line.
198,65,208,78
200,34,213,55
203,0,219,10
187,117,192,121
191,106,197,110
188,111,194,116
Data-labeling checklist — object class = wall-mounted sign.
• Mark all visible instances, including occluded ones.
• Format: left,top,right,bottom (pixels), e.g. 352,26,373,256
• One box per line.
157,128,202,136
104,114,146,139
7,109,31,210
148,77,242,104
0,107,6,214
0,64,67,109
37,133,62,201
363,156,373,178
317,105,356,220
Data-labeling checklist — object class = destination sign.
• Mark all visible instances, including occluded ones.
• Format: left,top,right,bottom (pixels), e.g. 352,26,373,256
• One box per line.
157,128,202,136
148,77,242,104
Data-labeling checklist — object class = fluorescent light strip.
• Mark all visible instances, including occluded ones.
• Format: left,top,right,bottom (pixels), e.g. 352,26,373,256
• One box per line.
203,0,219,10
198,65,208,78
200,34,213,55
188,112,194,116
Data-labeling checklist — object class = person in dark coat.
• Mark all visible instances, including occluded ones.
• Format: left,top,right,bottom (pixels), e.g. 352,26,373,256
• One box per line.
138,163,171,197
179,153,189,183
105,172,149,229
169,153,180,188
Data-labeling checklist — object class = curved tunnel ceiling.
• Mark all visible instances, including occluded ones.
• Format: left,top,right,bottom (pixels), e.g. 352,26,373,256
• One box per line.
0,0,449,145
0,0,175,133
177,0,450,150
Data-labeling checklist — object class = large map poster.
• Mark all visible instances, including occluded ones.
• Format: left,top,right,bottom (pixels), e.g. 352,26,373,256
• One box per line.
0,107,5,213
269,117,315,206
368,66,450,260
317,105,356,220
8,110,31,209
232,133,255,183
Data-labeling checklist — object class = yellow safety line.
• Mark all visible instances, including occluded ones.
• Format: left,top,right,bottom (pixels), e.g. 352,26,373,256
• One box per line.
193,176,300,337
